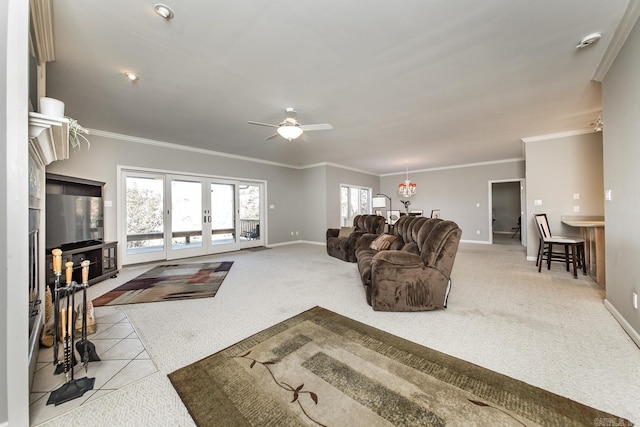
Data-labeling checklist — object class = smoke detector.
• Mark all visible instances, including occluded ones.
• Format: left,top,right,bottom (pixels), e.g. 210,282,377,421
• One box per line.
576,33,602,49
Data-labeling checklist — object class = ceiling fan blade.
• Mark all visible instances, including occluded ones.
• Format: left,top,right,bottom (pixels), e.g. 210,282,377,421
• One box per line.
300,123,333,131
248,121,278,128
265,133,280,140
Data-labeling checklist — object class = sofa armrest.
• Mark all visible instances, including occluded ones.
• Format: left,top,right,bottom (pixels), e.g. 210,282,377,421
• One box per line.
371,252,452,311
372,250,423,268
326,228,339,240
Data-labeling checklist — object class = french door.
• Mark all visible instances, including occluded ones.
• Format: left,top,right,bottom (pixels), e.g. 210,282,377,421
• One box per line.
122,170,264,265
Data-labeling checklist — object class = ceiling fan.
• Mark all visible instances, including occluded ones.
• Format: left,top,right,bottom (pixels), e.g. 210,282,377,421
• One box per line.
247,107,333,141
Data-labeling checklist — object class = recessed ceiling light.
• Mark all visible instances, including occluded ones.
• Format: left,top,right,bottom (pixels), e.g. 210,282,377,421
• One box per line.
154,4,174,19
125,72,140,82
576,32,602,49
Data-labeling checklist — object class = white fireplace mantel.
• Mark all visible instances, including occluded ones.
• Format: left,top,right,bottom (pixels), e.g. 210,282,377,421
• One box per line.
28,112,69,165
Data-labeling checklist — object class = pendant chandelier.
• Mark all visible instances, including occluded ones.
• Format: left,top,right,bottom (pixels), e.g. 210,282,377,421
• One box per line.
398,164,416,198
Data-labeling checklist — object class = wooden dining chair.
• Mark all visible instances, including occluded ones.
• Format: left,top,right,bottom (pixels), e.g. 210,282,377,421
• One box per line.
533,214,586,279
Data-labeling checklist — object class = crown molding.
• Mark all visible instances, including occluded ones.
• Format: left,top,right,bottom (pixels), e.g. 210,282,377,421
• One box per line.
88,128,303,169
300,162,379,176
379,158,524,177
521,128,595,143
29,0,55,63
88,129,381,174
592,0,640,81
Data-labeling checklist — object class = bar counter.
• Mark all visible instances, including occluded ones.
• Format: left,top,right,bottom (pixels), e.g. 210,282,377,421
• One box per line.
561,215,605,287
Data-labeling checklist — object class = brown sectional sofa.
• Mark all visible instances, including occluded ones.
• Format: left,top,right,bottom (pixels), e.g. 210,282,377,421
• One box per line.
326,214,386,262
355,215,462,311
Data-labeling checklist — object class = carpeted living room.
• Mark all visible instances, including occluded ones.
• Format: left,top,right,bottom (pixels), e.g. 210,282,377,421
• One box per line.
4,1,640,426
30,243,640,425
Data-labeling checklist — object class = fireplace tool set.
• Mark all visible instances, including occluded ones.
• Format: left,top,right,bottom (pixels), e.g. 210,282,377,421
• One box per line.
47,250,100,406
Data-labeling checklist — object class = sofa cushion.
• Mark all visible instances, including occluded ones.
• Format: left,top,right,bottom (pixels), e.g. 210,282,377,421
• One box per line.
338,226,354,238
370,234,397,251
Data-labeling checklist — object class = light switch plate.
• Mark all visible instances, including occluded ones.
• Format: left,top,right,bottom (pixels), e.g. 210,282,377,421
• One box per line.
605,190,612,201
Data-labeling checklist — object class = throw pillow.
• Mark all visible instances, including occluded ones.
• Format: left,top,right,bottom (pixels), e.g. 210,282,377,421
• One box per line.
338,227,355,238
370,234,397,251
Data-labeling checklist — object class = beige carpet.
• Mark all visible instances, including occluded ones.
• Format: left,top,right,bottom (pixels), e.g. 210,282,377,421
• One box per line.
35,243,640,426
169,306,632,426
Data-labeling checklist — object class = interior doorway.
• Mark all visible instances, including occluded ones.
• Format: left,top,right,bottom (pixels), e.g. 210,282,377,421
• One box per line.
489,179,526,247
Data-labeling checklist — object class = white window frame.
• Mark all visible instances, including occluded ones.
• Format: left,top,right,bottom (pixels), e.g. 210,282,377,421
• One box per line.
339,184,372,227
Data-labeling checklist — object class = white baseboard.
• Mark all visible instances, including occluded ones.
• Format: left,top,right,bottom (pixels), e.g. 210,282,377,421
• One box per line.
460,239,491,245
604,299,640,349
301,240,325,246
0,421,8,427
267,240,324,248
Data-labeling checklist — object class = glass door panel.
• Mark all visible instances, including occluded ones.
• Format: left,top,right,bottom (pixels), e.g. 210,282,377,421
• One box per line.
123,173,166,264
239,184,263,247
210,183,239,251
168,177,205,259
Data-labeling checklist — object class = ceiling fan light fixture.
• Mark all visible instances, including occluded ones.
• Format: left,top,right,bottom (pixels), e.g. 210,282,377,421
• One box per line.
277,125,303,141
125,72,140,81
154,4,174,19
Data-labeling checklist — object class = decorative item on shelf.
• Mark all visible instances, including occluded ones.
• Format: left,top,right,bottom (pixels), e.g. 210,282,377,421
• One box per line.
398,164,416,198
400,200,411,213
66,117,91,151
39,97,65,117
592,114,603,132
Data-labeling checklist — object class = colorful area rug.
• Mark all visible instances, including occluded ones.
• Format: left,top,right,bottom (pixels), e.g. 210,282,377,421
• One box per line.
93,262,233,306
168,306,632,427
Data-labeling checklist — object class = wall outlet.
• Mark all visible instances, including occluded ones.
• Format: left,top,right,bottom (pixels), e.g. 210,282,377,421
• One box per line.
534,199,542,206
290,231,294,236
295,231,299,236
605,190,612,201
573,193,580,200
633,292,638,310
476,230,480,235
573,205,580,212
269,204,275,209
476,203,480,208
104,200,113,207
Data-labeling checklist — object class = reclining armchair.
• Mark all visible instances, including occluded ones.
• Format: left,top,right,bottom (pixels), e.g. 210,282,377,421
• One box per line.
357,218,462,311
326,214,385,262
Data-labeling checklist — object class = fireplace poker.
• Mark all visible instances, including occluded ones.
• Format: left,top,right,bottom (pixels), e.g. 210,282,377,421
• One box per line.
75,260,100,371
47,261,95,406
51,249,62,374
54,260,76,375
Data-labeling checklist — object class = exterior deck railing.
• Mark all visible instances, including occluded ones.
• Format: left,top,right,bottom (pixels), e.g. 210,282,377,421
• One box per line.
127,219,260,244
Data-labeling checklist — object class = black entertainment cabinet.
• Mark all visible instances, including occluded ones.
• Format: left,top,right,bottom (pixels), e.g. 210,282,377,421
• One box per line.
45,173,118,286
46,241,118,287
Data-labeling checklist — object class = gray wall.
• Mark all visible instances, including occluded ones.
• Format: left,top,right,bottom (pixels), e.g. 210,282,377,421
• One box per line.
524,132,604,258
602,16,640,341
300,163,380,243
492,182,520,232
46,134,304,251
300,165,327,242
380,160,525,242
325,164,380,229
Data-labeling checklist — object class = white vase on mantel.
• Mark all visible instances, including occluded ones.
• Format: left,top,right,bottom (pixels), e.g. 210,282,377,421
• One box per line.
39,97,65,118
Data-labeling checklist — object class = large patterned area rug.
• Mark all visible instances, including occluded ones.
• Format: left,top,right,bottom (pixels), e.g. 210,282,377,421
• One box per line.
93,262,233,306
168,306,632,427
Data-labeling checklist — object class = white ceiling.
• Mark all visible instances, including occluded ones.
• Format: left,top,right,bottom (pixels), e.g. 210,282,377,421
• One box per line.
45,0,630,175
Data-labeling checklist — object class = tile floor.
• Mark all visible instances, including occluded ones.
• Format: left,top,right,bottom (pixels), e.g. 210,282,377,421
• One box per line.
29,310,158,426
